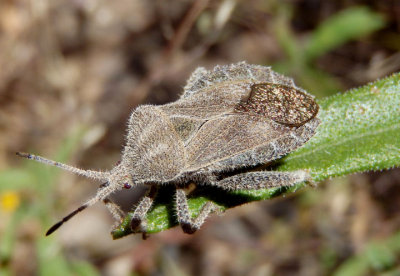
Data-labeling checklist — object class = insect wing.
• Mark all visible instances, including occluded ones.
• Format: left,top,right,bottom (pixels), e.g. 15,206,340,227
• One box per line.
185,115,289,170
235,83,319,127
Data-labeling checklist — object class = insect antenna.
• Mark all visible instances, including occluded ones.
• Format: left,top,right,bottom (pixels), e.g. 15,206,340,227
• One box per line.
46,204,89,236
16,152,108,180
46,181,116,235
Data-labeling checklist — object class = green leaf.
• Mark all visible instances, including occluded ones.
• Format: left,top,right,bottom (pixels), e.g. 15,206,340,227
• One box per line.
0,210,24,264
279,72,400,181
305,6,385,61
333,231,400,276
273,10,299,64
112,73,400,239
71,262,100,276
0,169,33,192
37,237,72,276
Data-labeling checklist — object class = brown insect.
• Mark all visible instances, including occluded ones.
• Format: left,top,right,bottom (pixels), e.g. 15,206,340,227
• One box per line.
17,62,320,236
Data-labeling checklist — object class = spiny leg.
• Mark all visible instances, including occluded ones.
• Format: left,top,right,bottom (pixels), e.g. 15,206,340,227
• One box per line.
175,186,219,234
212,170,311,191
130,185,158,231
103,198,125,223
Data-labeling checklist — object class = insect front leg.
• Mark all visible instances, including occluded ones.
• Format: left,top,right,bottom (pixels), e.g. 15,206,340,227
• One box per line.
130,185,158,231
175,185,219,234
212,170,312,191
103,198,125,225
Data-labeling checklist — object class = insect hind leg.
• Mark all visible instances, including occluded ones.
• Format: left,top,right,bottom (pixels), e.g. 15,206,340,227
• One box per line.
211,170,312,191
175,186,219,234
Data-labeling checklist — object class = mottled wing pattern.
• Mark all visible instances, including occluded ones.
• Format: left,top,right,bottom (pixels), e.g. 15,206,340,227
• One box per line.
235,83,319,127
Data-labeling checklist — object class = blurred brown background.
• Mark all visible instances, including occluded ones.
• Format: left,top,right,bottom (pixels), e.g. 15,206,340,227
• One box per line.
1,0,400,275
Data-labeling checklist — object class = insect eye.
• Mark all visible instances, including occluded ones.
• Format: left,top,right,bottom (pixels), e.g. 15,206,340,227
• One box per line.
123,183,132,189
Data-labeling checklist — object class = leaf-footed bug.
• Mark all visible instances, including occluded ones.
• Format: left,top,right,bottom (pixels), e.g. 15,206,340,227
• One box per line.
17,62,320,237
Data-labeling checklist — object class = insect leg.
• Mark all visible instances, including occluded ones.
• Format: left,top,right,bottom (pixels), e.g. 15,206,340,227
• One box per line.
212,170,311,191
130,185,158,231
103,198,125,223
175,186,219,234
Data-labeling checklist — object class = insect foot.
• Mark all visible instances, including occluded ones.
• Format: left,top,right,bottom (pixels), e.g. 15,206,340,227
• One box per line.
17,62,319,238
